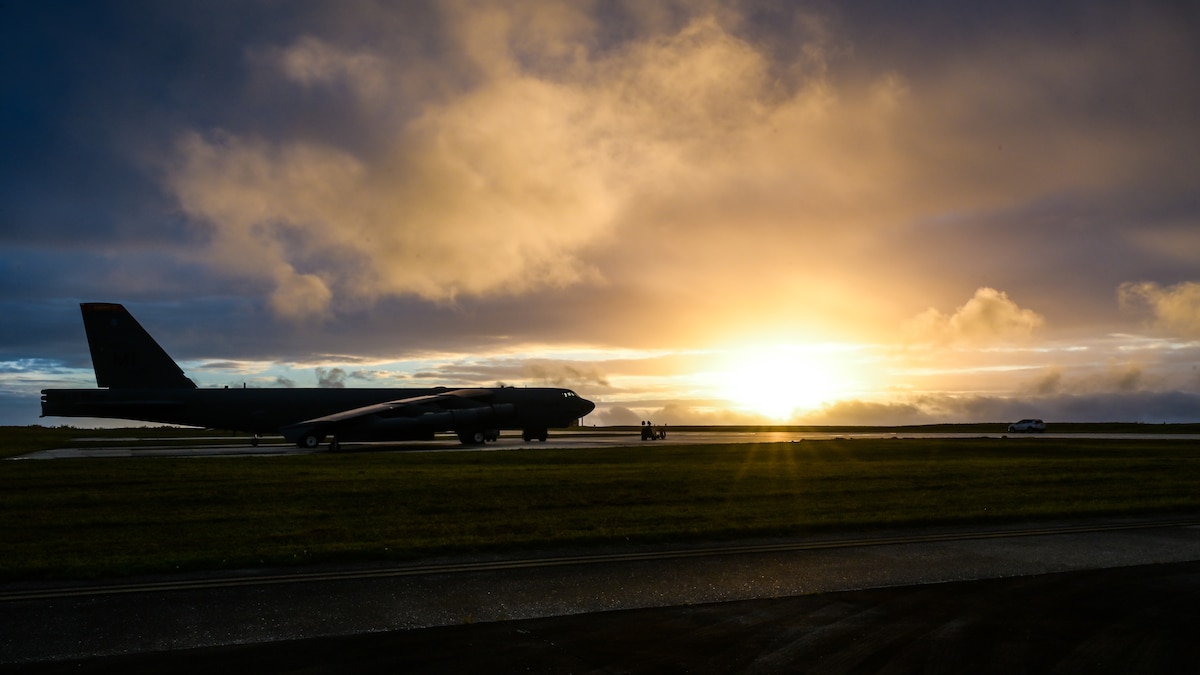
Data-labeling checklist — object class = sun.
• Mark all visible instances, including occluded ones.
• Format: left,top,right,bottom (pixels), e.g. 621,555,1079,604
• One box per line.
712,345,854,420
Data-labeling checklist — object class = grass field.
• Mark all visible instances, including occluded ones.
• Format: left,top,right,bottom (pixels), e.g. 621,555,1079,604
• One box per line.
2,426,1200,581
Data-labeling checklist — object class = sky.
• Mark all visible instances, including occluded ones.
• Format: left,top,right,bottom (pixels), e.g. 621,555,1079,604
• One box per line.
2,0,1199,427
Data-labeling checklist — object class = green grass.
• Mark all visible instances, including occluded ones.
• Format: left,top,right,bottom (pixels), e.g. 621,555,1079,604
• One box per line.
3,432,1200,581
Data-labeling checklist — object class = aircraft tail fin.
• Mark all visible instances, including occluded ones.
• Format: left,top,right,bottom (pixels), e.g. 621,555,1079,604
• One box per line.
81,303,197,389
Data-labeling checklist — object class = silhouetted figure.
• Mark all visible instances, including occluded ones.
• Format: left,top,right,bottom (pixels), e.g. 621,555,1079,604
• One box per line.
642,420,653,440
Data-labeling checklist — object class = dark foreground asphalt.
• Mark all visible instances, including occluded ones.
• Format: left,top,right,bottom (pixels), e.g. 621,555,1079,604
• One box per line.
9,560,1200,674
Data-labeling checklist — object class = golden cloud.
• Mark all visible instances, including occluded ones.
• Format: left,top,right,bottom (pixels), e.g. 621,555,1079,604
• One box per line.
167,11,798,318
1119,281,1200,338
164,1,1195,333
903,287,1044,345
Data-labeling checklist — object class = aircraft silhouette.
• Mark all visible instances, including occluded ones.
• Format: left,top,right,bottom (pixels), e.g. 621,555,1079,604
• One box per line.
41,304,595,449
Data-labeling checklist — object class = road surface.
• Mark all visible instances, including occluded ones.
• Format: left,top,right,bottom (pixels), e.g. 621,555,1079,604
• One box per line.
5,515,1200,672
16,429,1200,459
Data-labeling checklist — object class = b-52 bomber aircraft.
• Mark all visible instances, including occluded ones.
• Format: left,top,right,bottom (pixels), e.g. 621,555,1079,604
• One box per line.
41,303,595,449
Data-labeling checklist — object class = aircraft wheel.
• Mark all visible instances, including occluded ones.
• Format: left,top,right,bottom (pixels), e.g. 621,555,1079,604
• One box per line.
298,433,322,449
329,437,340,452
457,430,486,445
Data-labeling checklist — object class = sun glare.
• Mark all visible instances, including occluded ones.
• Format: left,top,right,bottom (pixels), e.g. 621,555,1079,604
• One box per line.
712,345,856,420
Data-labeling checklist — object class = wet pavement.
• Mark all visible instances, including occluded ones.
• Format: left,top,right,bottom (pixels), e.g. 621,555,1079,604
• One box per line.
18,561,1189,674
6,516,1200,672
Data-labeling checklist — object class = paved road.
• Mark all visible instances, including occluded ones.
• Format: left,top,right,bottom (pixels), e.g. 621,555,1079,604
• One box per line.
13,562,1192,674
5,516,1200,672
17,429,1200,459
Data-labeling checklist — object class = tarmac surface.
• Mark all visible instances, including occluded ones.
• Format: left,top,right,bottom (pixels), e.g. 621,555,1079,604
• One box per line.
10,562,1198,674
6,516,1200,673
17,429,1200,459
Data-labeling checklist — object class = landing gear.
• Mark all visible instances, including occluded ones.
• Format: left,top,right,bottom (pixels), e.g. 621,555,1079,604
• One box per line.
297,433,324,449
458,429,486,445
522,428,548,442
328,436,340,452
250,435,260,447
457,429,500,445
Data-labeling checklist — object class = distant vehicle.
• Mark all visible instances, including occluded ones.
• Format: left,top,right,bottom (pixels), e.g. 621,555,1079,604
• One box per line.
41,303,595,449
1008,419,1046,433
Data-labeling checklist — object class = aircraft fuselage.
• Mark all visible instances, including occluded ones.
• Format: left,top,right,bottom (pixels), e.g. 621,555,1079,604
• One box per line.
41,386,591,439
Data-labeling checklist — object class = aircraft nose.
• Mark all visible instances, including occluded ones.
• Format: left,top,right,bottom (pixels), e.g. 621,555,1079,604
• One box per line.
575,396,596,418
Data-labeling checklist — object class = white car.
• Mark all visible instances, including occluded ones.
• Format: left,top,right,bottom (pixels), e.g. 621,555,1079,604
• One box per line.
1008,419,1046,433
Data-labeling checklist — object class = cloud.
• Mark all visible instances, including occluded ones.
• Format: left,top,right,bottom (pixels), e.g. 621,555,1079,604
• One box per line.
276,35,391,106
151,0,1200,356
167,12,634,317
1119,281,1200,338
161,9,853,320
799,389,1200,426
591,405,640,427
315,367,347,388
1110,363,1144,393
650,402,770,427
903,288,1044,345
799,400,933,427
523,361,610,388
1031,367,1064,396
347,369,387,382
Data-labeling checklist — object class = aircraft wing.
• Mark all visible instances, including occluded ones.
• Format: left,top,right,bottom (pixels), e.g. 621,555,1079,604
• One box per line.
297,389,496,425
279,388,507,446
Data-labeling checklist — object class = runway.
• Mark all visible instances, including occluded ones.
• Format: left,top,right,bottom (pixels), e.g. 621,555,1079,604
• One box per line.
16,429,1200,459
6,515,1200,671
14,561,1196,674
